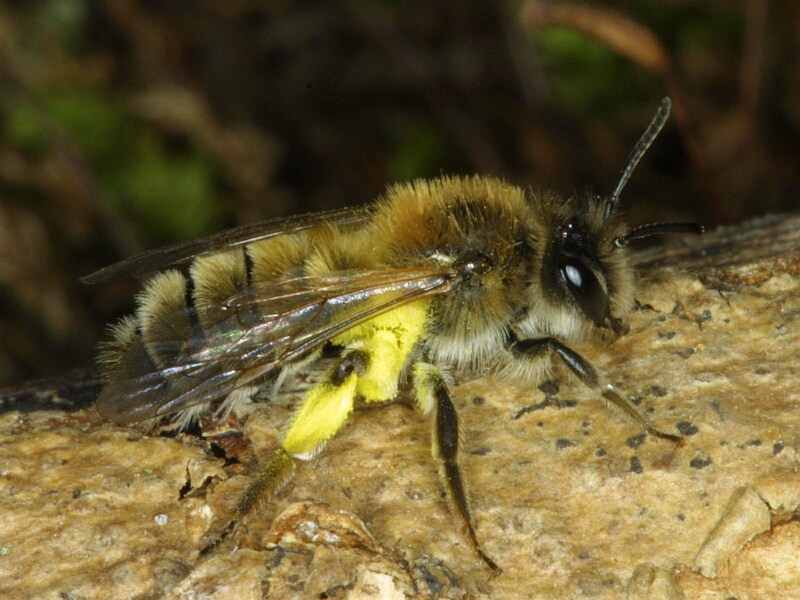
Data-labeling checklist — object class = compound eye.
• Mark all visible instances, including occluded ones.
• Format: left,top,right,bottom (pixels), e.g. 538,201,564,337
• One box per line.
559,259,608,326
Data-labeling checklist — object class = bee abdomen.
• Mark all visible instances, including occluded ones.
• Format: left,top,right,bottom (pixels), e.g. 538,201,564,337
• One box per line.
134,269,202,368
99,222,368,426
190,248,252,332
108,227,340,371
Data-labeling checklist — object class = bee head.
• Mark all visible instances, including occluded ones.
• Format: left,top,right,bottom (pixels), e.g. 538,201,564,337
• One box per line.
534,98,702,339
545,216,616,332
533,195,630,339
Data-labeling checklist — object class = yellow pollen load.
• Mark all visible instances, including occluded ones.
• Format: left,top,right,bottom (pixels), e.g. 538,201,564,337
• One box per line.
281,374,358,456
281,301,429,457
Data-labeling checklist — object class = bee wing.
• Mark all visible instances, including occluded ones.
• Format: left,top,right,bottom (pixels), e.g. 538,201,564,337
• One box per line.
82,205,375,284
97,266,457,424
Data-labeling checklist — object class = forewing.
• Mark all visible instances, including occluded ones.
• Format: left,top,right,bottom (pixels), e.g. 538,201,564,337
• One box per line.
82,204,375,284
96,266,457,423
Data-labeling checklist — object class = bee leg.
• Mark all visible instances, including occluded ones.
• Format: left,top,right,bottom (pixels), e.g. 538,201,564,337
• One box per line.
201,447,296,554
202,350,370,553
509,335,680,441
413,363,500,572
507,335,598,387
600,387,681,442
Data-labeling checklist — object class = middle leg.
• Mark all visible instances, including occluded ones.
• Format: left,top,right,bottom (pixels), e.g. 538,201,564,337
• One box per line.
414,363,500,572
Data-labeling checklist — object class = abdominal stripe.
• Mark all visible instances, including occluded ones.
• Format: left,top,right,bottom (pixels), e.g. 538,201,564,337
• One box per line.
183,273,201,330
243,248,254,287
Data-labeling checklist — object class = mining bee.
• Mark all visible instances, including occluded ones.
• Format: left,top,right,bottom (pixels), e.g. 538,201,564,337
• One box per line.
86,98,701,571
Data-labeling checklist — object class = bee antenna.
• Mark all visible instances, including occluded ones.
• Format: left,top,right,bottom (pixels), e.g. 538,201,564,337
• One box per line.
614,222,704,247
604,97,672,219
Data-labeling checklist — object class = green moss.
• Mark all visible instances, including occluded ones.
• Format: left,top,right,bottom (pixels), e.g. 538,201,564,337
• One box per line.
4,103,47,154
114,134,224,241
34,87,226,242
384,115,449,181
44,89,127,162
533,28,630,113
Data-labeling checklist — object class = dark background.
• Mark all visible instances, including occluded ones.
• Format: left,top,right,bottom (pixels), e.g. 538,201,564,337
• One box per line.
0,0,798,386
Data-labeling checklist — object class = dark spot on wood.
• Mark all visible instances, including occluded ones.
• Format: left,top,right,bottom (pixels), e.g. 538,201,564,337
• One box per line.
739,439,762,449
672,302,688,318
676,421,699,436
320,583,355,598
672,348,695,359
690,456,713,469
626,434,646,449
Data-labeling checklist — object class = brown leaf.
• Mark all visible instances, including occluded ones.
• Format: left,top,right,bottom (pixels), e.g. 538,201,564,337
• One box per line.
519,1,671,75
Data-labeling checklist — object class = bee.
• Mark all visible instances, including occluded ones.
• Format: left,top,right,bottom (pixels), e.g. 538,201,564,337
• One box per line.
86,98,701,571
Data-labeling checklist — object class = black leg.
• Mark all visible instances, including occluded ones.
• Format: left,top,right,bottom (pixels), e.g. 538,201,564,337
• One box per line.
507,332,680,441
330,349,370,386
418,364,500,572
508,334,598,387
601,387,681,443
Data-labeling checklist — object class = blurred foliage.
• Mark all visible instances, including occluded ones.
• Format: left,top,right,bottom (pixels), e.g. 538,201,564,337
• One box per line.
0,0,798,386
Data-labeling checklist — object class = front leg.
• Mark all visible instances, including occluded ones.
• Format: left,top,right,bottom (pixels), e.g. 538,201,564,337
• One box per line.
413,363,500,572
506,331,598,387
507,331,679,441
